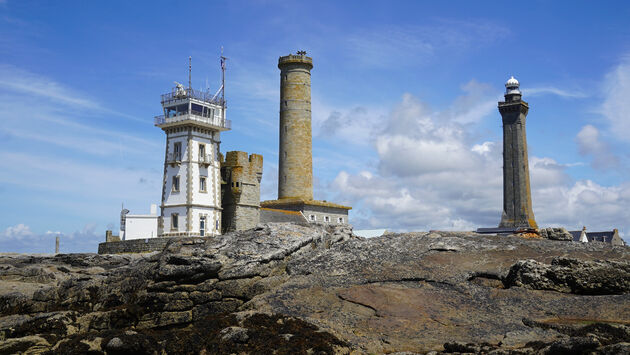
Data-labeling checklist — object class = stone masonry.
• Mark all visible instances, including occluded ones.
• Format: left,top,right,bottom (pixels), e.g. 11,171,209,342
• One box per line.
277,54,314,200
221,151,263,233
261,52,351,225
498,77,537,229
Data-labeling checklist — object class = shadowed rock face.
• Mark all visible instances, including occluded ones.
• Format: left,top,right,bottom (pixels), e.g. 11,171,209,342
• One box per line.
0,223,628,354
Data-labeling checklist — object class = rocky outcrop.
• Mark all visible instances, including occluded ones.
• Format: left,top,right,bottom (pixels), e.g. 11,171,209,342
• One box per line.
539,227,574,241
504,258,630,295
0,223,628,354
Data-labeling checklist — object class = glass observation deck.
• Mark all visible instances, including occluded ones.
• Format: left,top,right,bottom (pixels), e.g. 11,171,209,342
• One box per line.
155,87,231,131
160,87,225,106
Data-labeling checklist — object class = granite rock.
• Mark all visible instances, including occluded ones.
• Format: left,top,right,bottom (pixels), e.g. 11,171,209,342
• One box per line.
0,223,628,354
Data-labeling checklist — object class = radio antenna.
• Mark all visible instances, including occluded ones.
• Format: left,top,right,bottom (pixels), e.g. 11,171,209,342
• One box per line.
188,56,192,90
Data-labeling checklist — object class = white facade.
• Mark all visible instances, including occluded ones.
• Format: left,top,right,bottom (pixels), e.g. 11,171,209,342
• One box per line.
156,87,230,237
120,204,158,240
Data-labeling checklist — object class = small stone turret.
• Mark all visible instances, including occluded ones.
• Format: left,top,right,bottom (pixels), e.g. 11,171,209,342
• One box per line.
221,151,263,232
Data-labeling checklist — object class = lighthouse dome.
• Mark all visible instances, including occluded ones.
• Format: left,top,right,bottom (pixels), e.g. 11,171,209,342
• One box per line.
505,76,519,87
505,76,521,96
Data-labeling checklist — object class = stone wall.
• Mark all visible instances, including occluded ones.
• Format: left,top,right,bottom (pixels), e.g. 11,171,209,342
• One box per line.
302,204,348,224
220,151,263,233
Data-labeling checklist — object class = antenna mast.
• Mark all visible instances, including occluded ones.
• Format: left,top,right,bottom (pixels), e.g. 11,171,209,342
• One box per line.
220,47,227,108
188,56,192,90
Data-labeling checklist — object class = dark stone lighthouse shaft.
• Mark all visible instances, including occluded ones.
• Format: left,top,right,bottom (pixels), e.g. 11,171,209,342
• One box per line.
498,77,538,229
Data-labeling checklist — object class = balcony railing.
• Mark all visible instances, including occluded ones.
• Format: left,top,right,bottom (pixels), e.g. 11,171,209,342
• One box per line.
154,111,231,130
161,88,226,106
199,154,214,165
167,152,182,163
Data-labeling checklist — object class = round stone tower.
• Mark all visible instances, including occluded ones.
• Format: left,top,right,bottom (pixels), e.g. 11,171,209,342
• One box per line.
277,53,314,200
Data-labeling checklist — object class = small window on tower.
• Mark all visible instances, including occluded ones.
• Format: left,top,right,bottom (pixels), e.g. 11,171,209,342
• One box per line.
284,175,287,183
338,217,344,223
199,144,206,161
284,151,287,159
171,214,179,230
200,177,207,192
324,216,330,222
199,216,205,237
309,214,316,221
284,125,287,133
172,176,180,192
173,142,182,161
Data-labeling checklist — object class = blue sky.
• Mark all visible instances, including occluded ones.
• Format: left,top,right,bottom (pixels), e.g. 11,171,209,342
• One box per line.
1,1,630,253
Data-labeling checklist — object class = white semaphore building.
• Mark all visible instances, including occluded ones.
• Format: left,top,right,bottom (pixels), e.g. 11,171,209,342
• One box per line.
154,71,230,237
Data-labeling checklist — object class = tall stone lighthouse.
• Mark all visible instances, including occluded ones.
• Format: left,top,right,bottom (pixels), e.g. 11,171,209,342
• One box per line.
155,79,231,237
261,52,351,224
498,76,537,229
277,53,314,200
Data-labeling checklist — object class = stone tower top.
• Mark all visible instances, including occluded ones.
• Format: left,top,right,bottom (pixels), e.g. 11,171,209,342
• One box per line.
278,52,313,69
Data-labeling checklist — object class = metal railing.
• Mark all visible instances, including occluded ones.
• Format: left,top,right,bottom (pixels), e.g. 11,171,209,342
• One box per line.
154,112,231,130
167,152,182,163
161,88,226,106
199,154,214,164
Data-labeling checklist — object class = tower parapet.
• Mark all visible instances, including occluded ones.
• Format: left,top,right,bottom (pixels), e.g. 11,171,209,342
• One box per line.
498,76,537,230
220,151,263,232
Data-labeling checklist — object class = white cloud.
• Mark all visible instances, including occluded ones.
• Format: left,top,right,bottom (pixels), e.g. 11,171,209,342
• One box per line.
601,56,630,142
0,64,145,123
575,124,618,169
0,223,102,253
327,92,630,242
0,64,100,109
1,224,34,240
526,86,587,98
343,21,509,68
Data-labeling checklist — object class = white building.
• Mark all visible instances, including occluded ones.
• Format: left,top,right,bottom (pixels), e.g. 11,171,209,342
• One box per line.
120,204,159,240
154,78,230,237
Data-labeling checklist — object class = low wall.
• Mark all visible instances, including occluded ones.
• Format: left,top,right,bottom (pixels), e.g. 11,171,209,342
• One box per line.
97,237,207,254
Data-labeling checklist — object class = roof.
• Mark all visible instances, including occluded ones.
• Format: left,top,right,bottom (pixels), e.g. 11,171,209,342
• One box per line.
260,208,308,224
260,198,351,210
569,230,617,243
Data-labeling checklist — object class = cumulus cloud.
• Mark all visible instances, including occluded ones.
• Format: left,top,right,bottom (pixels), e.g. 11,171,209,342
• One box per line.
601,56,630,142
0,223,102,254
1,224,34,239
327,92,630,242
575,124,618,169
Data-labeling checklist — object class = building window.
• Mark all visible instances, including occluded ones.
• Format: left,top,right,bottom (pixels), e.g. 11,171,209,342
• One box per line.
171,214,179,230
173,142,182,161
284,175,287,183
284,151,287,159
200,176,207,192
309,214,316,221
199,144,206,161
324,216,330,222
338,217,344,223
172,176,180,192
200,216,205,237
